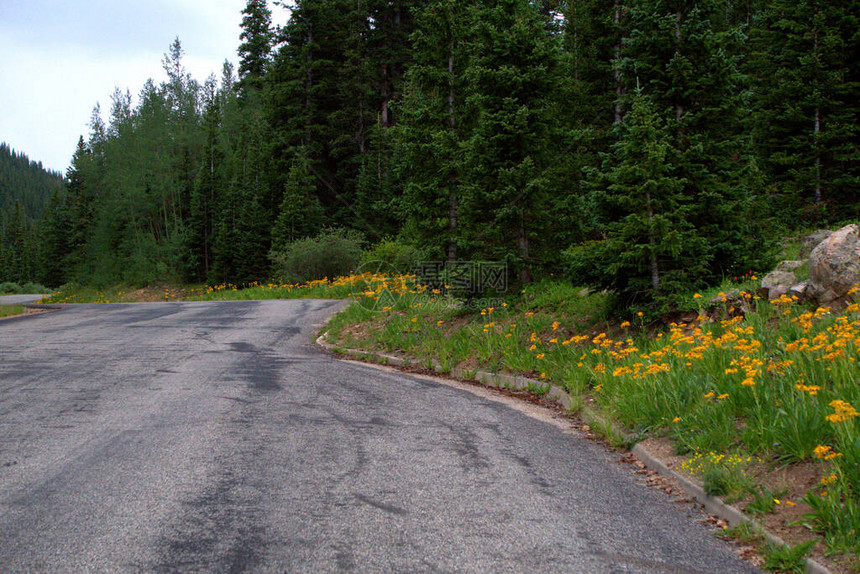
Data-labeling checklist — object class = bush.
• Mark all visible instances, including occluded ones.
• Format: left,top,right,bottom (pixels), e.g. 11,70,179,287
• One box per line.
360,239,427,274
22,282,49,294
270,228,365,283
0,282,23,294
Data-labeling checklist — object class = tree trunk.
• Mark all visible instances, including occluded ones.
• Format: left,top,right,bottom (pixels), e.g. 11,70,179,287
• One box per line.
613,1,624,125
517,200,531,284
674,10,684,123
814,104,821,203
447,34,458,263
646,190,660,292
304,26,313,147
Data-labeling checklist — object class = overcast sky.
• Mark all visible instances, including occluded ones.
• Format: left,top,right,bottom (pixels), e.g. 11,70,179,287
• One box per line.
0,1,290,174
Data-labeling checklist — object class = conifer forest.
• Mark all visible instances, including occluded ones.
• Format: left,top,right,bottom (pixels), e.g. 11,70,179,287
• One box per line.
1,0,858,308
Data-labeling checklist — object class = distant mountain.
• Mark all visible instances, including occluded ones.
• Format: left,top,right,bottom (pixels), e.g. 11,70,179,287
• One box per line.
0,142,65,221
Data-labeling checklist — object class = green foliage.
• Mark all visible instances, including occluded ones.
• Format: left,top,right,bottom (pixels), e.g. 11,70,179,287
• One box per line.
719,521,764,545
237,0,273,93
270,228,365,283
359,238,427,274
0,143,62,219
6,0,857,310
0,304,24,318
749,1,860,224
746,485,789,515
270,155,325,251
573,91,709,309
762,540,815,574
0,144,61,284
0,282,23,294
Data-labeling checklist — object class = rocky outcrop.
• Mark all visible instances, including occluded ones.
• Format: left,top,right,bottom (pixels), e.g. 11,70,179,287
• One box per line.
807,224,860,307
800,230,833,259
761,269,798,300
760,260,805,301
776,260,804,273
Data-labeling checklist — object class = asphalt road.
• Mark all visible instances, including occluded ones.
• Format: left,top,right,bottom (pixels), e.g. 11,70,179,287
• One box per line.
0,300,760,573
0,294,47,306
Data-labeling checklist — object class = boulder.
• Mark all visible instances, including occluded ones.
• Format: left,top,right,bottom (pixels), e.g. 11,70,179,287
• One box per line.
800,229,833,259
761,270,797,300
790,281,808,299
776,260,804,273
808,224,860,307
710,289,740,304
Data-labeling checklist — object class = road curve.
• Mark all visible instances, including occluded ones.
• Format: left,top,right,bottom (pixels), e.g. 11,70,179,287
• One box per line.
0,294,47,306
0,300,759,573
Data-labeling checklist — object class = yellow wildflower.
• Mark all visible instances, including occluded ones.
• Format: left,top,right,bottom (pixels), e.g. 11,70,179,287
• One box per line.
826,400,859,423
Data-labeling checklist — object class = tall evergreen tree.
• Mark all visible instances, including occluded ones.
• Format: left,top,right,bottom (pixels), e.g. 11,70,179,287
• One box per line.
63,136,96,278
238,0,274,95
573,90,706,305
397,0,474,261
750,0,860,221
271,153,324,251
461,0,561,283
616,0,766,282
187,74,224,281
37,187,73,287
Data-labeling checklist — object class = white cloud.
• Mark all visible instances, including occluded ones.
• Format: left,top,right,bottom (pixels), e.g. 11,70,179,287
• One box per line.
0,0,266,173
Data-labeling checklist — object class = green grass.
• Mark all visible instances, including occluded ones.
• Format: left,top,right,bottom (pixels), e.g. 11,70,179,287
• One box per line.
746,485,790,516
0,304,24,318
38,283,181,304
719,521,764,545
762,540,816,573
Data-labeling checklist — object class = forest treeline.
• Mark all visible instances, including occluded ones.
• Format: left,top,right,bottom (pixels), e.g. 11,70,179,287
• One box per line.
0,143,64,284
3,0,858,308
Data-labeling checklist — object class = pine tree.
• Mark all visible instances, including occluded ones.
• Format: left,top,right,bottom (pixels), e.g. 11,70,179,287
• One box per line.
266,0,361,226
37,188,73,287
396,0,474,261
187,74,224,281
271,154,324,251
461,0,561,283
750,0,860,222
238,0,274,95
64,136,96,278
575,91,706,304
617,0,766,283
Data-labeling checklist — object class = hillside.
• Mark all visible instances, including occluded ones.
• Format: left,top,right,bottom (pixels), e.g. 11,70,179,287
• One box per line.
0,142,65,284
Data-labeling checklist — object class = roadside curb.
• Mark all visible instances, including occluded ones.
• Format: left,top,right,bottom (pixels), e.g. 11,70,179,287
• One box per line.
316,331,833,574
24,303,63,311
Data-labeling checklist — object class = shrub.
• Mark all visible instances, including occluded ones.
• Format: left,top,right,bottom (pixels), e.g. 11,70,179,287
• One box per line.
270,228,365,283
0,282,23,294
21,282,49,294
360,239,427,274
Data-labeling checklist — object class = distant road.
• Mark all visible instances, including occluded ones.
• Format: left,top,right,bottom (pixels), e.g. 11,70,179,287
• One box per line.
0,294,46,306
0,300,759,572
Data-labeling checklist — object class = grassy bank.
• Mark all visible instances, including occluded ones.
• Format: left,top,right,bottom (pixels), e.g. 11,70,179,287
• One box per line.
39,275,392,305
0,304,24,318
